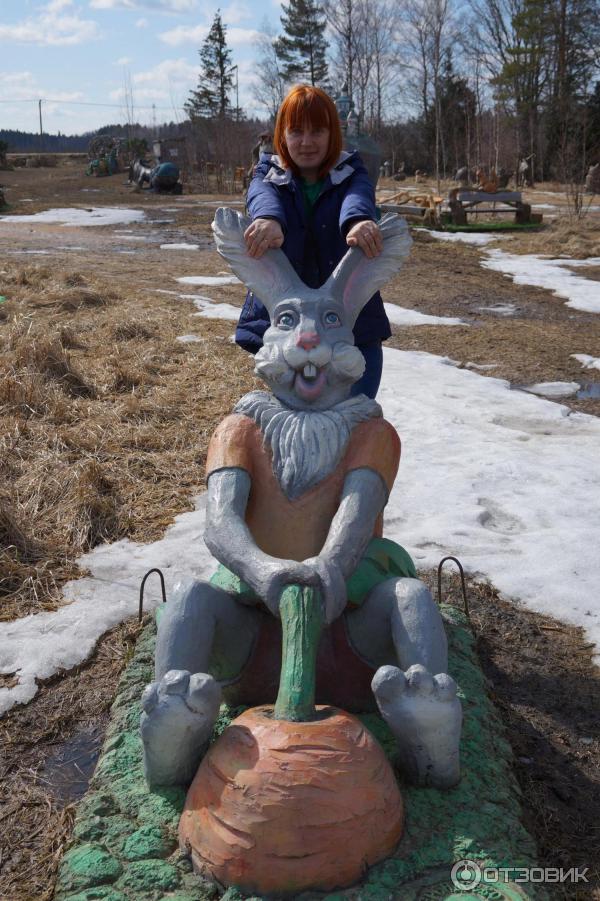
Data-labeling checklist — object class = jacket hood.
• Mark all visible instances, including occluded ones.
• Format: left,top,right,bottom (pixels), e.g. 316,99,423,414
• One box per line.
263,151,358,187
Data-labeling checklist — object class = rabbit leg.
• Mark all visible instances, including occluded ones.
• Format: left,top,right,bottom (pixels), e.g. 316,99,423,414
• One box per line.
347,578,462,788
141,579,260,786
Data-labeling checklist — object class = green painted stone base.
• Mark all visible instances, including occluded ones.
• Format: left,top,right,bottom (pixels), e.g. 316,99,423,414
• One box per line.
53,607,544,901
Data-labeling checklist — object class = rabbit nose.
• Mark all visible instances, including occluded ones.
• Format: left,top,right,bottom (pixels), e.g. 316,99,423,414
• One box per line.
296,332,320,350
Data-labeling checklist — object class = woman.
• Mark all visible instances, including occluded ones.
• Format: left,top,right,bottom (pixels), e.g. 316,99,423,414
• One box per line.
235,84,389,399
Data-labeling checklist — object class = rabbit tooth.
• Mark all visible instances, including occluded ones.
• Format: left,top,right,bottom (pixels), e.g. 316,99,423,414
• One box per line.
303,362,317,380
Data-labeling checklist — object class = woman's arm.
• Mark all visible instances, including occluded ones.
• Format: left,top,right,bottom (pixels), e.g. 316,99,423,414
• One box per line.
246,161,288,229
245,161,287,258
339,158,378,232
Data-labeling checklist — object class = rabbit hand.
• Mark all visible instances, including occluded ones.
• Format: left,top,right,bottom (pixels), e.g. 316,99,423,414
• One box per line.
303,556,347,624
259,559,319,618
244,218,284,258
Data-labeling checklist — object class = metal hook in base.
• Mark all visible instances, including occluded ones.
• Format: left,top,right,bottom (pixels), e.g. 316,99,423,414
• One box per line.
138,568,167,622
437,556,469,618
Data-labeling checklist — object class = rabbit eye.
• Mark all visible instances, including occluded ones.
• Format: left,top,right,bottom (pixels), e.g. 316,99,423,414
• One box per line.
276,312,295,329
324,311,341,327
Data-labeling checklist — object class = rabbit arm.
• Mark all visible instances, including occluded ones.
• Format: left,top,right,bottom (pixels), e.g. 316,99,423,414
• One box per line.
205,467,317,617
304,468,388,623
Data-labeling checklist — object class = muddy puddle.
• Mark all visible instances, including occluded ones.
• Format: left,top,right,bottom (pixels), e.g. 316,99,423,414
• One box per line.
40,716,109,804
578,382,600,399
513,381,600,401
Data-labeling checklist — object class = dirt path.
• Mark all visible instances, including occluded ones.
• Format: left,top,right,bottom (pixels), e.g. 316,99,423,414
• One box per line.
1,161,599,899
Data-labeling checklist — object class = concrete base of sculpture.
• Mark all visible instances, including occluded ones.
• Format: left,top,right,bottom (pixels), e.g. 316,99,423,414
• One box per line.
178,705,404,896
53,608,541,901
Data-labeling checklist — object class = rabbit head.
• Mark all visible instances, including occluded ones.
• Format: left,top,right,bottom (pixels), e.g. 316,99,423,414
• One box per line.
212,208,412,411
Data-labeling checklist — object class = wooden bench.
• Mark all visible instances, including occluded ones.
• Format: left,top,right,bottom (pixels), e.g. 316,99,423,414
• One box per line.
448,190,536,225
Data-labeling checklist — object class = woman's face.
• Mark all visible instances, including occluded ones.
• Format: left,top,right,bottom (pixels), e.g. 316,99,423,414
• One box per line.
284,123,330,180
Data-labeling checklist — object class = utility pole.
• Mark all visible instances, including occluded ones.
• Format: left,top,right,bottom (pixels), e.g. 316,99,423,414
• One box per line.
38,99,44,152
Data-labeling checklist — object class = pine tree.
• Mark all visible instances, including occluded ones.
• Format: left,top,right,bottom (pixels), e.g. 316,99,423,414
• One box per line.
185,11,234,119
276,0,329,87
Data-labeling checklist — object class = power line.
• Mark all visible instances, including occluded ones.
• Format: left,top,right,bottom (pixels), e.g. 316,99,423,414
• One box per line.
0,97,188,112
0,98,266,115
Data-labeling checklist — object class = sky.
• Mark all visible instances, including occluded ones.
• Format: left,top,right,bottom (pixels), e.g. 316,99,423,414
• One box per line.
0,213,599,714
0,0,283,135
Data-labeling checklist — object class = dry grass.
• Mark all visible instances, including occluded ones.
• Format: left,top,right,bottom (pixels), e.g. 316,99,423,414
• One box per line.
504,217,600,258
1,169,599,898
0,618,143,901
0,259,255,620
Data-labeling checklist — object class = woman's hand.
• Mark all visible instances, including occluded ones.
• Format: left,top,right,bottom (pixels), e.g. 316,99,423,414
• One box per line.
244,218,284,258
346,220,383,258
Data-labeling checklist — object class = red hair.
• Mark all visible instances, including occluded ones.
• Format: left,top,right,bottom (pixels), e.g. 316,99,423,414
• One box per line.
274,84,343,178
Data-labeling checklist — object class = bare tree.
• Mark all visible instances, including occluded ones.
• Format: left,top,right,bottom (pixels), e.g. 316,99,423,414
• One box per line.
367,0,402,132
253,22,286,120
401,0,453,182
352,2,376,122
400,0,433,122
323,0,357,96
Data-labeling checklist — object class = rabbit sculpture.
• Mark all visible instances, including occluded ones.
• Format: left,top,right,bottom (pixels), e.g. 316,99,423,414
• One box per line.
140,208,462,790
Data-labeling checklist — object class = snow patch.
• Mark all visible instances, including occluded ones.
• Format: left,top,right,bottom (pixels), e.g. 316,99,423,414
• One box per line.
481,251,600,314
176,275,241,286
477,303,517,317
160,243,200,251
518,381,580,398
0,207,146,227
2,347,600,712
572,353,600,371
429,230,506,245
384,303,463,326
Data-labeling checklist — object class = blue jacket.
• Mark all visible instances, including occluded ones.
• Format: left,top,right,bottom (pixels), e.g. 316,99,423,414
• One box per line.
235,150,392,352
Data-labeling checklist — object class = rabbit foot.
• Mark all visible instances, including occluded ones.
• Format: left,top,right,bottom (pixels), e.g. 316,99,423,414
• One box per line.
372,664,462,788
140,669,221,786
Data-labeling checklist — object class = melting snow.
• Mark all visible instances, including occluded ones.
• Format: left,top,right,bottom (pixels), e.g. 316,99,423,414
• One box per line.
477,303,517,317
160,243,200,251
2,347,600,712
177,275,241,286
481,251,600,314
384,304,463,326
0,207,146,227
429,230,506,245
519,381,580,398
572,353,600,371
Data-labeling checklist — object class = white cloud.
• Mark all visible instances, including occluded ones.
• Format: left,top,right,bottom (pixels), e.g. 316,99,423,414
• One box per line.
90,0,197,10
110,85,170,102
159,23,206,45
133,57,197,85
0,70,88,132
135,16,149,26
46,0,74,11
0,1,100,46
108,58,198,105
227,26,262,47
0,70,83,103
159,22,260,46
223,1,252,25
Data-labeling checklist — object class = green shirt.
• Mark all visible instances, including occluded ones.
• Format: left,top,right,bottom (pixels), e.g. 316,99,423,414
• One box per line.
300,177,325,217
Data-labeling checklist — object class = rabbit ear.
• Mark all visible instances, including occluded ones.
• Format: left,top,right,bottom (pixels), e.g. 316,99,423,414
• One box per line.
323,213,412,327
212,207,305,315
